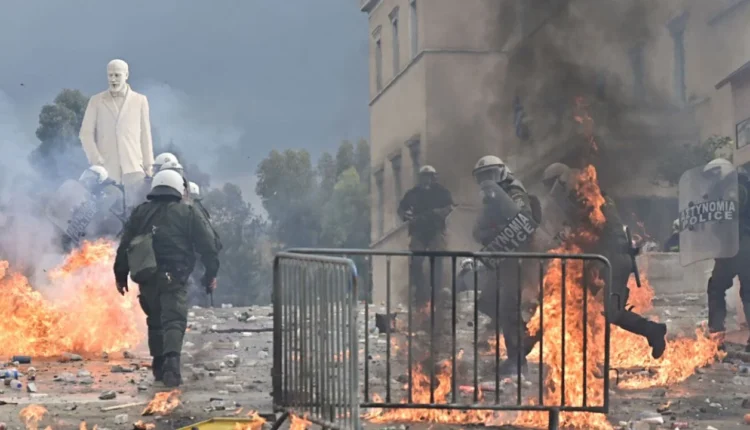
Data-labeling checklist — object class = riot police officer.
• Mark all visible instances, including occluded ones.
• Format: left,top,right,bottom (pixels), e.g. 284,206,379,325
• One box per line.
542,163,667,359
704,159,750,350
472,155,540,375
114,169,220,387
397,165,454,304
663,219,680,252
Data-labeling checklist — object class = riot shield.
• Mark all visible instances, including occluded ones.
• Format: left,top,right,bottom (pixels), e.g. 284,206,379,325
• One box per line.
476,181,539,268
85,184,126,238
678,163,739,266
539,180,575,243
45,179,98,244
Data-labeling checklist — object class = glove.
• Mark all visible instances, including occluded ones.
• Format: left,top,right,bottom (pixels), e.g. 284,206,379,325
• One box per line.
116,280,128,296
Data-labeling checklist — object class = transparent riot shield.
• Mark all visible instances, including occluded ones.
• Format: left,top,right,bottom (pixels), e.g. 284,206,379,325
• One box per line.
678,163,739,266
476,181,539,268
45,179,97,244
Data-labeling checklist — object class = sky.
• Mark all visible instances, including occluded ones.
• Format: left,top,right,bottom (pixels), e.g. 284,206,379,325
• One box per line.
0,0,370,203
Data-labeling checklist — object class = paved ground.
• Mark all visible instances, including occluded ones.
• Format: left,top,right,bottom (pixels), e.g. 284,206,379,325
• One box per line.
1,293,750,430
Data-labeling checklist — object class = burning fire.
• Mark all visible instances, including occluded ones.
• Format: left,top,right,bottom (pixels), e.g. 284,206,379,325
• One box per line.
290,414,312,430
233,411,266,430
133,421,155,430
0,240,144,357
19,405,48,430
142,390,182,416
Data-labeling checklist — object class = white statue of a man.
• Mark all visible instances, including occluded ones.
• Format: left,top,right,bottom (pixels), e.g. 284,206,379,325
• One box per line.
79,59,154,207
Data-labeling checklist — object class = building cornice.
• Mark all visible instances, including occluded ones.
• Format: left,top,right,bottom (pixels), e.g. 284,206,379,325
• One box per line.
361,0,381,13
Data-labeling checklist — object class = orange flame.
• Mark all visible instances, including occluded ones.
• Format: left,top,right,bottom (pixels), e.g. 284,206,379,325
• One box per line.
19,405,48,430
0,239,144,357
134,421,156,430
233,411,266,430
142,390,182,416
290,414,312,430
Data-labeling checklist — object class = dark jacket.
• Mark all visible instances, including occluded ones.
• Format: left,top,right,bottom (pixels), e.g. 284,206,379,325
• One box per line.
114,195,220,285
398,184,454,241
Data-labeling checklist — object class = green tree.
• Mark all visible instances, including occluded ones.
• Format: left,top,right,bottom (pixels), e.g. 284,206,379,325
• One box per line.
203,183,270,305
319,167,370,248
256,149,322,247
317,152,337,202
335,140,355,178
657,135,734,185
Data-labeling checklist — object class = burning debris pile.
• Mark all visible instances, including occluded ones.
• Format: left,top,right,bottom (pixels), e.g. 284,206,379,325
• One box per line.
0,239,144,357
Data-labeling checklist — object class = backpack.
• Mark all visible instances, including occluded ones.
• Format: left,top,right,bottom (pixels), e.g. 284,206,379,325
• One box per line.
127,205,166,284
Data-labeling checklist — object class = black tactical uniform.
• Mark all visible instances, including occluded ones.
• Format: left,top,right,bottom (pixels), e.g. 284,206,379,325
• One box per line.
583,194,667,359
473,176,539,375
707,172,750,346
398,181,454,303
114,184,220,387
187,197,223,307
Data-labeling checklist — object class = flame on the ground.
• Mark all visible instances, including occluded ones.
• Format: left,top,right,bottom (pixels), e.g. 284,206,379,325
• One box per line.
290,414,312,430
20,405,48,430
233,411,266,430
133,420,155,430
79,422,96,430
0,240,144,356
142,390,182,416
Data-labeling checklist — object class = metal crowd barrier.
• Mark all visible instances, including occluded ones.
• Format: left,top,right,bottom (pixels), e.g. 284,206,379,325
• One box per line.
274,249,613,430
272,252,360,430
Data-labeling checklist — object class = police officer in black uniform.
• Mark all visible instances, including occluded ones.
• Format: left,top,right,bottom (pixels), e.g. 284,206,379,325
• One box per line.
398,165,454,304
472,155,540,375
543,163,667,359
704,160,750,350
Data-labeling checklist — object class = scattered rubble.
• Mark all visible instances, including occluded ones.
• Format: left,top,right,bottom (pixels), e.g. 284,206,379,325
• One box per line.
99,391,117,400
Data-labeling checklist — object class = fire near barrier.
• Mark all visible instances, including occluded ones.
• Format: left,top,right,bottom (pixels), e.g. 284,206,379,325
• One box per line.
272,249,613,430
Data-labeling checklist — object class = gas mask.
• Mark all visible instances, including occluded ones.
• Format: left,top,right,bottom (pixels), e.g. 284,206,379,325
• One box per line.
107,59,129,93
418,173,435,189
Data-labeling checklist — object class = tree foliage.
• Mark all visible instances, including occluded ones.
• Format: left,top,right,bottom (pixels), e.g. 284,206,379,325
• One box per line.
656,135,734,186
255,140,371,251
203,183,269,305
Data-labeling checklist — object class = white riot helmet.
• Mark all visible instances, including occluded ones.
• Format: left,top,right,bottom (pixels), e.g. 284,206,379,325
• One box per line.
702,158,733,180
672,218,680,232
160,160,184,175
79,165,109,189
188,182,200,198
473,155,509,184
418,165,437,188
154,152,178,171
149,169,186,199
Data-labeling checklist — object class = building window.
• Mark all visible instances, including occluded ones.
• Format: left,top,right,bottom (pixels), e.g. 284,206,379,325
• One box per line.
668,13,688,105
738,117,750,150
407,138,421,184
373,26,383,92
390,8,400,76
410,0,418,58
629,43,645,101
374,169,385,237
391,154,403,204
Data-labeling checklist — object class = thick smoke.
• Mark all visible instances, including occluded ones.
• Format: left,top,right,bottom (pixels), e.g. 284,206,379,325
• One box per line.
0,89,65,281
487,0,683,238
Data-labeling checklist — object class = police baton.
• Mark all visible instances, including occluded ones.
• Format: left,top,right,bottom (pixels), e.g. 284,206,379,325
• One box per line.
623,225,642,288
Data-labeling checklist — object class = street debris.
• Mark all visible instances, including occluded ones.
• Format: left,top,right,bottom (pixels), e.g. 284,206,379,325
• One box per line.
99,391,117,400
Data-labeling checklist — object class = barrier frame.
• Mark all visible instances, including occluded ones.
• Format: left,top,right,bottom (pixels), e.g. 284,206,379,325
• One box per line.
274,248,613,430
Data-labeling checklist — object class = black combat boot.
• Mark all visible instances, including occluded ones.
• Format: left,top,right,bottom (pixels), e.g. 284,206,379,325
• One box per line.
152,356,165,382
707,277,727,333
162,354,182,388
645,322,668,359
